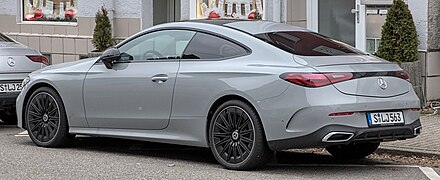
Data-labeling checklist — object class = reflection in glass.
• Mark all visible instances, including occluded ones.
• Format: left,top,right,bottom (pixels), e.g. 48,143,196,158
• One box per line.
23,0,77,22
196,0,263,20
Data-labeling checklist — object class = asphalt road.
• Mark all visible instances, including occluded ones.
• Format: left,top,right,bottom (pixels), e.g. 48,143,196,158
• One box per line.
1,124,439,180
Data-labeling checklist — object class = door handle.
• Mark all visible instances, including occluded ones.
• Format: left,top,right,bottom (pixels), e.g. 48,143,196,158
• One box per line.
351,4,361,23
152,74,168,83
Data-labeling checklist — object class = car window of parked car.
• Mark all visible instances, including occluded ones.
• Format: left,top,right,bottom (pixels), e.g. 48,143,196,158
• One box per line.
118,30,196,61
181,32,249,60
0,33,14,42
254,31,366,56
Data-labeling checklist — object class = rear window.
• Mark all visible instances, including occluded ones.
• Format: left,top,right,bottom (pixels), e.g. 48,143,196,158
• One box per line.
0,33,14,42
255,31,365,56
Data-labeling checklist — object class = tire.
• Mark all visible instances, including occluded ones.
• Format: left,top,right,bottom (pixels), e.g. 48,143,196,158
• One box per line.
0,110,17,125
209,100,273,170
24,87,74,147
326,142,380,159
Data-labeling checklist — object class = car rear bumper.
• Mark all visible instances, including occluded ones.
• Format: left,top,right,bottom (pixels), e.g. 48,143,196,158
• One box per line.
267,119,421,151
0,92,19,110
0,77,26,110
254,81,421,151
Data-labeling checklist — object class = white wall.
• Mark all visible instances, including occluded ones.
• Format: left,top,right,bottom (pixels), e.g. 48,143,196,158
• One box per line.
408,0,428,50
0,0,17,15
114,0,141,18
77,0,141,18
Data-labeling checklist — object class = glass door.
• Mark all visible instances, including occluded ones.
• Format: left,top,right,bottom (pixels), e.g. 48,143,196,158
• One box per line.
310,0,366,51
318,0,356,46
153,0,181,25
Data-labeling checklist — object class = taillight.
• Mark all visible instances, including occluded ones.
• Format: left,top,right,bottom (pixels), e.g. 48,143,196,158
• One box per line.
394,71,410,81
26,55,49,65
280,72,353,87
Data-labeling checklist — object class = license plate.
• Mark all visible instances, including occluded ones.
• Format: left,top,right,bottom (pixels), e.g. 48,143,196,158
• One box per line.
0,83,22,93
367,111,404,126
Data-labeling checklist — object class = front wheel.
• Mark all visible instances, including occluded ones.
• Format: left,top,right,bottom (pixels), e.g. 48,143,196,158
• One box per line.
25,87,74,147
326,142,380,159
209,100,273,170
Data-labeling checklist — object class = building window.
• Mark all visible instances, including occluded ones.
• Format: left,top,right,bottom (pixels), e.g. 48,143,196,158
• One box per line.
23,0,78,22
196,0,263,19
366,5,389,54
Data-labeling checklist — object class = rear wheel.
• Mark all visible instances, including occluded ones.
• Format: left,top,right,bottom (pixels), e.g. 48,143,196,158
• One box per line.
0,110,17,125
209,100,273,170
326,142,380,159
25,87,74,147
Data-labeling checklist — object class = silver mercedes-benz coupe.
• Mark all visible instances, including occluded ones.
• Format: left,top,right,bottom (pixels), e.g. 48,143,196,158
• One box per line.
0,32,47,124
16,20,421,170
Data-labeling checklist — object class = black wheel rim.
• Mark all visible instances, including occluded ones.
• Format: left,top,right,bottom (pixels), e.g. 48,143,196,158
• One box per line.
212,106,255,164
26,92,60,143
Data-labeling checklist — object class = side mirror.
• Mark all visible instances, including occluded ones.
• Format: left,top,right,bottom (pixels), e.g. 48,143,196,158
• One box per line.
99,48,121,69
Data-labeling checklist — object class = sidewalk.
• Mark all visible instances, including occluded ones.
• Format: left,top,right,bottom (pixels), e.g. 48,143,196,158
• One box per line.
380,115,440,156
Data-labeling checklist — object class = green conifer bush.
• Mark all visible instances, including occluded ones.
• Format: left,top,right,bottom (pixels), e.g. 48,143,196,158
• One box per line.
92,6,113,52
376,0,419,63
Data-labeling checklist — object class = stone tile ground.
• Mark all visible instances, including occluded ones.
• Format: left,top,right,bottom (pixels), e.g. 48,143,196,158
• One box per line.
381,115,440,155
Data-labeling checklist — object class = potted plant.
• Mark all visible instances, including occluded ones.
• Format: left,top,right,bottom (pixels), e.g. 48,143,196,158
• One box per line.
89,6,114,57
376,0,423,104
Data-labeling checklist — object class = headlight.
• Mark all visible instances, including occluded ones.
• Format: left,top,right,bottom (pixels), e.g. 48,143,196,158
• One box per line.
21,76,31,87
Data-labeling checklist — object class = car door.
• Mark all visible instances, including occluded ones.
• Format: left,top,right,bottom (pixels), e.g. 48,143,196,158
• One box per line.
83,30,196,129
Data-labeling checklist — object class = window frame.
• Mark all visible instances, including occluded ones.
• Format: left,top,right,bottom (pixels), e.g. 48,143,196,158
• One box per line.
113,29,198,64
113,27,252,63
117,30,197,63
19,0,78,26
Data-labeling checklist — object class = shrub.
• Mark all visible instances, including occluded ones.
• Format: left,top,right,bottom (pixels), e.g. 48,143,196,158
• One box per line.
376,0,419,63
92,6,113,52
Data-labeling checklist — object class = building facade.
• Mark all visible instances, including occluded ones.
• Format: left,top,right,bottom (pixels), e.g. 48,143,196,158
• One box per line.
0,0,439,101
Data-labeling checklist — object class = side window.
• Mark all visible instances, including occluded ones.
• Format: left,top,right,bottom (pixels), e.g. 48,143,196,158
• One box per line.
118,30,196,61
182,32,249,60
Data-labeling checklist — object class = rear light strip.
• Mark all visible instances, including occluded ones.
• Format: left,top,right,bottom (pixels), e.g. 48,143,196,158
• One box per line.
280,71,410,88
329,112,354,117
26,55,49,65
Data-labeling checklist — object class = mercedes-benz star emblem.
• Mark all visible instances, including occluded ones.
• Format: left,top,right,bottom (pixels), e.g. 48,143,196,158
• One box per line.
7,57,15,67
377,78,387,90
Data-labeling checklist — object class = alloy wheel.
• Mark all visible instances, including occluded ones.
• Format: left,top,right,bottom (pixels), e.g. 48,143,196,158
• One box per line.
26,92,60,143
212,106,255,164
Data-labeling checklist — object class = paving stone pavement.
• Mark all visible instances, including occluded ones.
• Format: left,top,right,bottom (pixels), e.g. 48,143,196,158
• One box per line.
381,115,440,155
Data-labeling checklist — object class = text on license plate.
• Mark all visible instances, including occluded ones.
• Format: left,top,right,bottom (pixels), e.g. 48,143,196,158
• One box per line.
0,83,22,93
367,111,404,126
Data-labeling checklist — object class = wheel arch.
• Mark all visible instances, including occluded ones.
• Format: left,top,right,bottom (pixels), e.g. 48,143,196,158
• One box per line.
21,82,61,129
205,94,266,147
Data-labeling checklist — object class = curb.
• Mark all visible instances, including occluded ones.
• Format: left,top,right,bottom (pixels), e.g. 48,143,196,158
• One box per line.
377,147,440,158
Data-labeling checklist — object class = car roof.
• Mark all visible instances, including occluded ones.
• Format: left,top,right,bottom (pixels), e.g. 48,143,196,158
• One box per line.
183,19,309,35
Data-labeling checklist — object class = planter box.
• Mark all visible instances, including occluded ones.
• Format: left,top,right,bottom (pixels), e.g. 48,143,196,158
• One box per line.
88,51,103,58
400,61,425,106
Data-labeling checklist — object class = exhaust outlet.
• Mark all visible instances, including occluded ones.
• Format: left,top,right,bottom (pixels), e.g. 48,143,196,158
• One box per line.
322,132,354,143
414,126,422,136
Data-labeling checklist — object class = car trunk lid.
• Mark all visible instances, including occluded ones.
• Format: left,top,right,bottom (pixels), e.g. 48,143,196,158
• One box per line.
294,55,411,98
0,42,45,74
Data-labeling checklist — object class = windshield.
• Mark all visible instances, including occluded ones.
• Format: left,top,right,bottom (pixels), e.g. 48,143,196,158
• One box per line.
255,31,365,56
